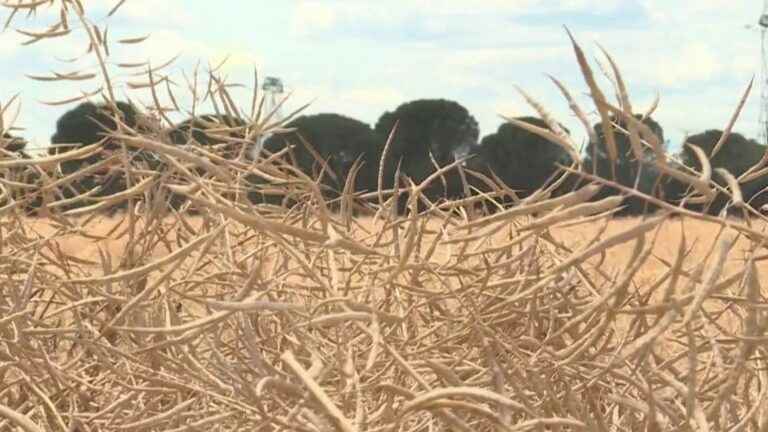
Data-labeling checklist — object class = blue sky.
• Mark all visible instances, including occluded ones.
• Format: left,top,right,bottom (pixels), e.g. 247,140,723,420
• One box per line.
0,1,763,156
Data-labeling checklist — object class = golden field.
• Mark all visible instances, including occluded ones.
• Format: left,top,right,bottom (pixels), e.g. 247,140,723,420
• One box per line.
23,213,765,286
4,205,767,431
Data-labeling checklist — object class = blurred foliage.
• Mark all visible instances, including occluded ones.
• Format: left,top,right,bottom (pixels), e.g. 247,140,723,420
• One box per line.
47,101,162,213
677,130,768,214
375,99,478,205
468,116,572,200
583,114,666,215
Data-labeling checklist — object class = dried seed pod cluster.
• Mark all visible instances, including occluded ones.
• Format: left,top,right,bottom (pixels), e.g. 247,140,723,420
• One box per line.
0,2,768,431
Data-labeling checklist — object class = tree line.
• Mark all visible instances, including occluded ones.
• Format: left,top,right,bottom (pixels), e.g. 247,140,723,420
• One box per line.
1,97,765,217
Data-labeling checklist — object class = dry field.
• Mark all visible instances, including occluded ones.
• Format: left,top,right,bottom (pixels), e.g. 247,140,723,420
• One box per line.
3,203,768,431
21,214,767,285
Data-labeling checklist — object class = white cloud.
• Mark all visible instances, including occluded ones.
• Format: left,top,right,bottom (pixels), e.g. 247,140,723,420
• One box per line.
361,0,624,16
291,0,629,37
340,88,406,107
86,0,195,26
657,43,722,86
292,2,338,35
642,0,754,22
287,83,405,126
610,41,725,88
0,31,24,57
446,46,568,69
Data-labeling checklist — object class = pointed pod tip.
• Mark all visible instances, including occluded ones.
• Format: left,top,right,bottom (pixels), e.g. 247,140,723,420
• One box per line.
563,25,576,43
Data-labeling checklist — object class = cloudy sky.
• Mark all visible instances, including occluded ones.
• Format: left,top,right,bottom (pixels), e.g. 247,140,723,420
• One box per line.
0,1,764,155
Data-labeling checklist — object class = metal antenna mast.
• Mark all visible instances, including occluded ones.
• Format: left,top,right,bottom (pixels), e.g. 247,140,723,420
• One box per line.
262,77,285,120
758,1,768,144
252,76,285,158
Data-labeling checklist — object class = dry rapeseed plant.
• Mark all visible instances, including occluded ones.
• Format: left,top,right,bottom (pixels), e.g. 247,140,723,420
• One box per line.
2,2,768,431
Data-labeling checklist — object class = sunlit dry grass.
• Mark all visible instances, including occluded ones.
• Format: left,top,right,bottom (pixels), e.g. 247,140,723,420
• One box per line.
3,205,767,430
22,214,767,286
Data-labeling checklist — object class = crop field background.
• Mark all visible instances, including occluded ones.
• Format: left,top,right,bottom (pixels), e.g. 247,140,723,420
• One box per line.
4,203,768,431
22,214,766,290
2,1,768,431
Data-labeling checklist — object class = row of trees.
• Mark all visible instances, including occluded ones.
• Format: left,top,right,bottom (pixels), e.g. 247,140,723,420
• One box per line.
1,97,766,217
261,99,768,216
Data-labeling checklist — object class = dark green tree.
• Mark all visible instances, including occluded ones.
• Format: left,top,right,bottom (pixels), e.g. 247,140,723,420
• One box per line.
255,113,390,202
0,132,43,214
681,130,764,177
584,114,665,215
678,130,768,214
168,113,250,160
374,99,479,207
467,117,572,201
48,101,161,213
168,113,256,210
2,132,27,153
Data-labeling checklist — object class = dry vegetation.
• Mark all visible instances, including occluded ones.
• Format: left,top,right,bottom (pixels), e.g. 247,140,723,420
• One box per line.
3,1,768,431
4,211,766,431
